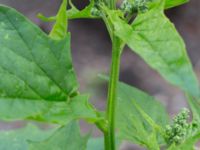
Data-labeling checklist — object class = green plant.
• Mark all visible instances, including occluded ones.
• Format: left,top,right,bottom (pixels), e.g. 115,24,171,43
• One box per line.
0,0,199,149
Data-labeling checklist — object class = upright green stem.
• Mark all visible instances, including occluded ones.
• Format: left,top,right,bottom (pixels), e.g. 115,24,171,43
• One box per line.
104,36,122,150
105,0,116,9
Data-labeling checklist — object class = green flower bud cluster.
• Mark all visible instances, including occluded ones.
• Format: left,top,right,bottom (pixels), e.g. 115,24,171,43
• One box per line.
91,0,101,17
165,108,199,145
120,0,133,13
134,0,151,12
120,0,153,14
165,108,189,145
91,7,101,16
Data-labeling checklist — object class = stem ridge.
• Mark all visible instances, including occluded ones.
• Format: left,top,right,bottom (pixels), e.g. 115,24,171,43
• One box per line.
105,37,122,150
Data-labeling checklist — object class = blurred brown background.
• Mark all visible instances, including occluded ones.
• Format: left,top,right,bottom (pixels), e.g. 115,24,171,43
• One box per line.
0,0,199,149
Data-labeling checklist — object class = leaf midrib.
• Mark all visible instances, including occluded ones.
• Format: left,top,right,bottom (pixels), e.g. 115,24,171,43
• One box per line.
2,9,69,99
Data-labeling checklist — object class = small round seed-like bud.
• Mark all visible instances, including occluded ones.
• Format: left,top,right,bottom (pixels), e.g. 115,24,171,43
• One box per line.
173,135,181,143
164,108,194,145
91,7,101,16
120,0,134,13
134,0,149,13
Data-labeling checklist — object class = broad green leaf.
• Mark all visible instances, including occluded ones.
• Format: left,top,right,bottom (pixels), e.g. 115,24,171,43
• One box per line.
0,97,69,124
132,100,164,133
0,5,99,124
187,95,200,121
116,81,169,147
36,94,100,124
100,75,168,147
106,2,200,97
29,121,89,150
67,95,101,123
165,0,189,9
0,124,58,150
0,94,99,125
87,137,104,150
117,101,161,149
0,5,78,100
132,101,166,149
116,81,169,127
146,132,160,150
0,4,74,122
50,0,68,40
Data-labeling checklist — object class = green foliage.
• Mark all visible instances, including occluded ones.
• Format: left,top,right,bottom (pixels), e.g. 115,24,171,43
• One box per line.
0,5,78,99
0,124,58,150
67,0,97,19
38,0,97,22
0,5,101,124
0,95,99,125
29,121,89,150
116,80,169,126
0,0,199,149
87,137,104,150
187,95,200,121
105,0,200,98
116,95,200,149
115,80,168,148
49,0,68,40
165,0,189,9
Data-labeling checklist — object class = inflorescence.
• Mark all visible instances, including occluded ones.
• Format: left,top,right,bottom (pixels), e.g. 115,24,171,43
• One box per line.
91,0,102,17
165,108,199,145
120,0,153,14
